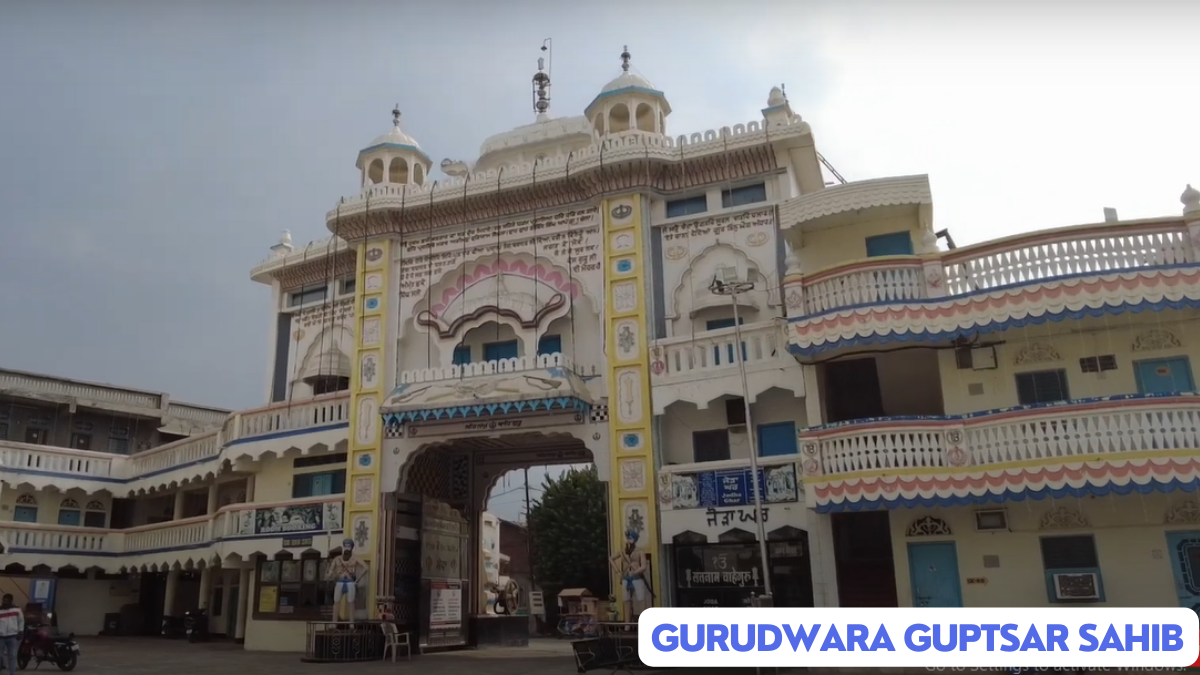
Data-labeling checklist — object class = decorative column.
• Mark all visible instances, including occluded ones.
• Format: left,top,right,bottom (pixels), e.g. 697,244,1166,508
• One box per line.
781,246,805,318
198,564,214,609
172,491,186,521
234,567,251,640
163,567,180,618
602,195,661,619
342,237,398,619
1183,185,1200,257
918,227,946,299
206,483,219,515
218,570,234,634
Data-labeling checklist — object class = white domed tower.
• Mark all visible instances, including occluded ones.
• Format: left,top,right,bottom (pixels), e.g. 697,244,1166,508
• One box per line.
585,46,671,137
356,105,433,189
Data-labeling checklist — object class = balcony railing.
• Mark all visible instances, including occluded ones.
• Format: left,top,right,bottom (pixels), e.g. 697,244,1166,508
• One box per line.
801,394,1200,479
0,496,344,558
231,394,351,440
795,220,1194,317
0,393,352,486
397,352,597,385
651,320,796,381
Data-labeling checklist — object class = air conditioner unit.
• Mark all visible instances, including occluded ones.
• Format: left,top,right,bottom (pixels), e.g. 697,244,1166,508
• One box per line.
974,509,1009,532
1051,572,1101,601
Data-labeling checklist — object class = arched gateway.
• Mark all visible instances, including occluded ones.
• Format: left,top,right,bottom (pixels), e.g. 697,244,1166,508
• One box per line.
373,367,608,647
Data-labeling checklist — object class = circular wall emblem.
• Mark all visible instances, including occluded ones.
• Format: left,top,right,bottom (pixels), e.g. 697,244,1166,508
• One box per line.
611,204,633,220
365,297,380,310
365,247,383,262
622,432,641,449
615,259,634,273
357,453,372,468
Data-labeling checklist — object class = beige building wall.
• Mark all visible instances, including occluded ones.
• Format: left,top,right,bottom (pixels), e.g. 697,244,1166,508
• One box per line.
890,492,1188,608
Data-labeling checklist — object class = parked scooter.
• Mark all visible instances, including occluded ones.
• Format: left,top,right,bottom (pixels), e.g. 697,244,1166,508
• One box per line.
16,613,79,672
183,608,209,643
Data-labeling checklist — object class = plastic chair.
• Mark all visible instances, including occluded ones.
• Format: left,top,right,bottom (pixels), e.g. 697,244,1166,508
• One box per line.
380,622,412,662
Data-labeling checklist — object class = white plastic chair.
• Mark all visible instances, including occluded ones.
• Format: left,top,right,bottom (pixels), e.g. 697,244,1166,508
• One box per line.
380,622,412,661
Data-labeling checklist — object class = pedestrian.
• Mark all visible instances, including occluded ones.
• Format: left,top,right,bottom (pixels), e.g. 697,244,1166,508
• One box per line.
0,594,23,675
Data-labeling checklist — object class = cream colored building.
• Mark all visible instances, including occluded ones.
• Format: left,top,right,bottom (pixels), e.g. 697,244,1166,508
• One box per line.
0,47,827,651
787,172,1200,610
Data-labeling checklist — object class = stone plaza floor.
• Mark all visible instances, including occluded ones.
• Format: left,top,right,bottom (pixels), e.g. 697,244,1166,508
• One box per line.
57,636,1191,674
71,636,580,675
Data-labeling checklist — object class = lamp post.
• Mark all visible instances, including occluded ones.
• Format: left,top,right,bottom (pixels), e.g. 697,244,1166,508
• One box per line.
709,267,773,603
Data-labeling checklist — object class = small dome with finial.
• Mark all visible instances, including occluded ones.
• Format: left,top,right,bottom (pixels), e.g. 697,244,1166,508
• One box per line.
585,46,672,137
767,86,786,107
361,105,423,154
356,105,432,187
1182,184,1200,216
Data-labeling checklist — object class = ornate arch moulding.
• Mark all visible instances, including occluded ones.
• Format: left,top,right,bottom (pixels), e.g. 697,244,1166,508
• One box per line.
1132,328,1182,352
1013,342,1060,366
1039,505,1089,530
415,255,577,339
906,515,952,537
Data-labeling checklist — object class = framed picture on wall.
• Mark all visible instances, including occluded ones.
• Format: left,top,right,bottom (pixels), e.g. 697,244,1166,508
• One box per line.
282,561,300,583
261,561,280,584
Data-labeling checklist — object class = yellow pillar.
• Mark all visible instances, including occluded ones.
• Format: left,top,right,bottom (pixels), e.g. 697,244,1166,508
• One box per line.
601,195,661,619
343,238,392,618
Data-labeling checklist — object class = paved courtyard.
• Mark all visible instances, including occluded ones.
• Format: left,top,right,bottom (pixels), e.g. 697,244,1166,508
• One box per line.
54,637,1192,674
69,637,580,675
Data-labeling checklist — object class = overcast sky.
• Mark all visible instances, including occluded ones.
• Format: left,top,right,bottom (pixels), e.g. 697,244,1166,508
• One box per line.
2,2,1197,519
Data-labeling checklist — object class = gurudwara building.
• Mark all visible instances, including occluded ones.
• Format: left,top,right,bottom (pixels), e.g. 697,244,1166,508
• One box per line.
1,45,1198,654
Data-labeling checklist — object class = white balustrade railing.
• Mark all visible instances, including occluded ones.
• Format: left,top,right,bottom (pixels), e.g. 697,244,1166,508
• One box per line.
234,394,351,439
0,441,116,478
652,321,792,380
398,352,596,384
123,517,212,554
0,495,345,558
941,221,1192,296
795,221,1194,316
804,395,1200,478
0,523,115,554
0,394,351,485
803,260,927,315
124,432,220,477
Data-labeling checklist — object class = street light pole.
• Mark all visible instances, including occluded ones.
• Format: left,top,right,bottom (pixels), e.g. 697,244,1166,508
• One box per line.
710,271,773,602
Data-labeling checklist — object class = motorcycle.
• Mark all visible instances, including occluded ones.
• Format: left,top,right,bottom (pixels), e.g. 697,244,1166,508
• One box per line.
16,614,78,672
183,608,209,643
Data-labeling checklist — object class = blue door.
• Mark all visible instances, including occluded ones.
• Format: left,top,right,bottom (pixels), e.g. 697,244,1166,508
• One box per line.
483,340,519,362
537,334,562,356
1165,531,1200,613
13,506,37,523
57,509,81,526
452,345,472,365
757,422,797,457
309,472,334,496
907,542,963,607
1135,357,1195,394
866,232,914,257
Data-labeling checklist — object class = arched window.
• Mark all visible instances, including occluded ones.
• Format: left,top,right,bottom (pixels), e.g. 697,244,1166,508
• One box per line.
635,103,655,131
58,498,82,526
367,158,384,185
14,494,37,523
608,103,630,133
388,157,409,184
84,500,107,528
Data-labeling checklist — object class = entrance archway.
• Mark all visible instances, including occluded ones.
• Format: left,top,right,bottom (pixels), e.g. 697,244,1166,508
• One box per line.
380,421,605,649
